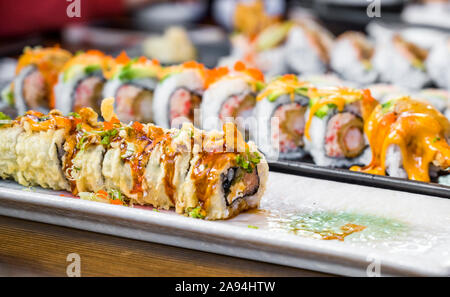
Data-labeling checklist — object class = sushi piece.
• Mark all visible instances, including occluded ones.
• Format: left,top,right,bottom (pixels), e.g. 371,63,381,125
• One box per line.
414,88,449,114
251,21,293,78
102,52,161,123
254,74,310,160
152,61,207,129
54,50,113,115
372,34,430,89
201,62,265,139
330,32,378,85
220,22,292,78
1,46,72,115
304,87,378,167
426,38,450,90
351,97,450,184
0,109,74,190
365,83,409,104
284,20,334,75
0,98,268,220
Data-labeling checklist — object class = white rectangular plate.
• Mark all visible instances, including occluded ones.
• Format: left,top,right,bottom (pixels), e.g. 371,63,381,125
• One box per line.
0,172,449,276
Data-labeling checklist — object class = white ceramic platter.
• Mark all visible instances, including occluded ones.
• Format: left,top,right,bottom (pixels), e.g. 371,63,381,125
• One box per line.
0,171,449,276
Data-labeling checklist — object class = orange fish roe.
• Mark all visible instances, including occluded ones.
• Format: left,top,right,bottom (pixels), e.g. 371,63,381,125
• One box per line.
15,46,73,109
205,61,265,91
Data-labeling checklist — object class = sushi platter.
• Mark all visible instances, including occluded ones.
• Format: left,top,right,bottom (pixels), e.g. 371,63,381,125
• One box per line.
1,171,450,276
0,4,449,277
269,160,450,199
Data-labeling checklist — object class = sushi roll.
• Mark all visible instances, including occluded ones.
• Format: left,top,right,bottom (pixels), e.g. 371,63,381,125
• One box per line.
372,34,430,90
1,46,72,115
426,38,450,90
414,88,449,114
250,22,293,78
102,52,161,123
351,97,450,185
153,61,207,129
299,73,355,88
365,83,409,104
54,50,113,115
218,23,290,79
330,31,378,85
0,109,76,190
254,74,310,160
304,87,378,167
201,62,265,138
0,98,269,220
284,20,334,75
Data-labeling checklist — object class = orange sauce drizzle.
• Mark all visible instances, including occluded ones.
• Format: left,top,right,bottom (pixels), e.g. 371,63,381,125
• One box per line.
205,62,265,92
160,60,207,83
351,97,450,182
257,74,309,102
304,88,377,140
16,46,72,109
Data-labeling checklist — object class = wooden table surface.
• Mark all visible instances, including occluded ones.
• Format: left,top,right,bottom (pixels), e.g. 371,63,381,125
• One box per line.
0,215,330,277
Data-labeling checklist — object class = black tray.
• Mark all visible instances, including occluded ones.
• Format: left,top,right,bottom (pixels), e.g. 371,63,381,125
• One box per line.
268,160,450,199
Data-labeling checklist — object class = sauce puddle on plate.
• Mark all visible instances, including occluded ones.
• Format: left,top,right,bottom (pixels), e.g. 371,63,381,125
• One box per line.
265,211,408,242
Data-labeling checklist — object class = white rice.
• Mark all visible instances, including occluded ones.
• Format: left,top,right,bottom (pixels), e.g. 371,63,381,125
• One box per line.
200,77,252,132
385,144,408,179
54,69,104,115
426,38,450,90
254,93,308,161
330,38,378,85
284,26,328,75
372,41,431,90
152,69,204,128
13,65,48,115
303,108,372,168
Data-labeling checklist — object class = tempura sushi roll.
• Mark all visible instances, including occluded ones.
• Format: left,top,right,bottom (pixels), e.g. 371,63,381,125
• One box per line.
201,62,265,138
1,110,74,190
153,61,207,128
330,32,378,85
284,20,334,75
0,98,268,220
54,50,113,115
71,100,268,220
304,87,378,167
0,114,21,180
352,97,450,184
254,75,310,160
2,46,72,115
372,35,430,89
426,38,450,90
102,52,161,123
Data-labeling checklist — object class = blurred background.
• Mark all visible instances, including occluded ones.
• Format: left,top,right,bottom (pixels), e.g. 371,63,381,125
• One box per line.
0,0,449,108
0,0,449,61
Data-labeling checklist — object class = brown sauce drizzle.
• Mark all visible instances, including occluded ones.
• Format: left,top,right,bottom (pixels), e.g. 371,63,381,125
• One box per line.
320,223,366,241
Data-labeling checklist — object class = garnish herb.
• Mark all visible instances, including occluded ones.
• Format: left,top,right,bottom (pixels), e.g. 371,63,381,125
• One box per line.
236,150,261,173
0,112,11,127
187,206,206,219
68,112,80,118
